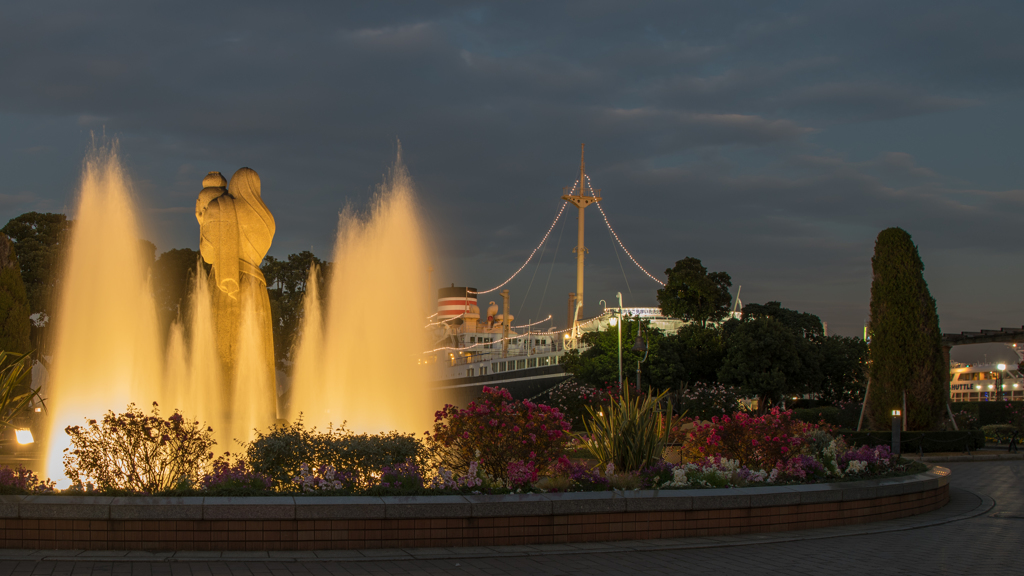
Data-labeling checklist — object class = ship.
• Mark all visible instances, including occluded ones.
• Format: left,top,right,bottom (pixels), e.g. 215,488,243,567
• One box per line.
424,145,685,403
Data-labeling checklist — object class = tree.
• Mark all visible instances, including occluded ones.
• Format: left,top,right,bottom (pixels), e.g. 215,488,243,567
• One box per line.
742,301,824,340
261,251,330,368
1,213,71,316
867,228,945,430
818,335,868,404
152,248,205,333
0,236,31,354
717,317,805,412
661,324,727,387
561,317,680,392
657,257,732,327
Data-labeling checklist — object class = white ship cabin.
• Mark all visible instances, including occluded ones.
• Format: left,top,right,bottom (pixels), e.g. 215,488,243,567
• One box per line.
949,363,1024,402
425,285,687,381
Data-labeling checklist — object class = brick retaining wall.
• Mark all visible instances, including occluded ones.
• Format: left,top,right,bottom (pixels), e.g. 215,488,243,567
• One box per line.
0,468,950,551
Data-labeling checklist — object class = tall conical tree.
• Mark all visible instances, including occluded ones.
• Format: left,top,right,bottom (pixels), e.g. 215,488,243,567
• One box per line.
867,228,945,430
0,235,31,354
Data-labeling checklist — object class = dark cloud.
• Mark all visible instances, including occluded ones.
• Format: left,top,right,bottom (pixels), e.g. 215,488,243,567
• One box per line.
1,0,1023,337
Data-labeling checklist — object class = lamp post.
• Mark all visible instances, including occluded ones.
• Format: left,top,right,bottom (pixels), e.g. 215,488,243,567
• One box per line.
633,321,648,389
891,409,902,455
601,293,624,391
997,363,1006,401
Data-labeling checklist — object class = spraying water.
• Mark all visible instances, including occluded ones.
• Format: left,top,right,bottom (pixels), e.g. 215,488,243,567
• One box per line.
288,154,434,434
44,146,435,482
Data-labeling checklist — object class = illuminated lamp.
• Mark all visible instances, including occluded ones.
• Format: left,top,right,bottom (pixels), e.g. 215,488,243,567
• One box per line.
15,429,33,444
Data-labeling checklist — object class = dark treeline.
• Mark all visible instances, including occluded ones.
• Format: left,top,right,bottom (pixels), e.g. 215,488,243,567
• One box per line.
1,212,327,368
563,256,868,412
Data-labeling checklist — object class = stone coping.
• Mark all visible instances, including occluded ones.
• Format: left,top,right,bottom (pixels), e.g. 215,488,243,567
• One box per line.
0,467,948,521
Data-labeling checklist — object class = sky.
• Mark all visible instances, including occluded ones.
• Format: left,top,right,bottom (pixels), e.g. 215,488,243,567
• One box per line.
2,1,1024,341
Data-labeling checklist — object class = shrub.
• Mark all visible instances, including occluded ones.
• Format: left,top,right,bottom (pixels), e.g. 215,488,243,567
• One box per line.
292,463,358,494
791,406,842,427
840,430,985,453
244,418,422,489
676,382,740,421
0,466,54,494
63,403,215,493
543,379,621,429
950,408,979,430
201,456,273,496
581,387,672,472
426,386,571,479
370,460,426,494
542,456,608,492
682,408,810,470
981,424,1019,443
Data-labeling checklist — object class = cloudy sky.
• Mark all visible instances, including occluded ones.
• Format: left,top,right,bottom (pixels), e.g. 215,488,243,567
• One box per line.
2,1,1023,339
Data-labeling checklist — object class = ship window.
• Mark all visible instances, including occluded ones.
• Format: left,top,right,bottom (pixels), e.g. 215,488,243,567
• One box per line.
499,362,506,371
516,360,526,370
467,369,474,377
481,367,487,375
539,356,549,366
527,358,537,368
470,337,476,343
492,363,498,373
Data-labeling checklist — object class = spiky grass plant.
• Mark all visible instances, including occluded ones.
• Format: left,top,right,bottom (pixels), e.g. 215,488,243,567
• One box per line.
580,386,672,472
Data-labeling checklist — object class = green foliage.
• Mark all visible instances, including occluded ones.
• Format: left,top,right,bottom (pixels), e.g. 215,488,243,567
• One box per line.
1,212,71,352
580,387,672,472
791,406,842,427
63,403,216,493
676,382,741,421
152,248,204,333
0,238,31,354
867,228,946,430
840,430,984,452
261,252,330,368
561,317,684,392
664,324,727,387
742,302,824,339
717,317,805,411
243,418,422,489
818,335,868,403
981,424,1018,442
0,351,44,432
657,257,732,327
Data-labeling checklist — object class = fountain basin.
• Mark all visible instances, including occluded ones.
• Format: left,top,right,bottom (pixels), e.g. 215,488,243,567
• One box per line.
0,467,949,550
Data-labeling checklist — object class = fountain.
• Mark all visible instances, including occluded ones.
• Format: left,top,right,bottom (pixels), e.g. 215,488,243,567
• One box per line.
42,144,435,483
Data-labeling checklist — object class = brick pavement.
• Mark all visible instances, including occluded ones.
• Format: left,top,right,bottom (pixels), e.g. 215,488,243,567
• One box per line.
0,461,1020,575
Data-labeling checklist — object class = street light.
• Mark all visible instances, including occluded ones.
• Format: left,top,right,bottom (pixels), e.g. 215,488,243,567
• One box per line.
633,321,648,389
600,293,624,391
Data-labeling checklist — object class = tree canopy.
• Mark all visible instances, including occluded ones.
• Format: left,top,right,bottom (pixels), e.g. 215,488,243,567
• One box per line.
261,251,331,368
657,257,732,327
867,227,945,430
0,236,31,354
1,212,71,321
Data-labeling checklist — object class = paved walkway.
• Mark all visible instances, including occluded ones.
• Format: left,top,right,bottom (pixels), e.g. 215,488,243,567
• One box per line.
0,461,1021,575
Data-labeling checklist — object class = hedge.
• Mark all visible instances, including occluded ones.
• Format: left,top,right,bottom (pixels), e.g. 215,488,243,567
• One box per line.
792,405,861,429
950,401,1024,427
840,430,985,453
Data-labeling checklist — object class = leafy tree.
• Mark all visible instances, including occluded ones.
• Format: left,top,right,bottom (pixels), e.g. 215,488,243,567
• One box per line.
718,317,805,412
561,317,680,392
0,236,31,354
1,212,71,327
661,324,727,387
867,227,945,430
152,248,204,333
657,257,732,327
818,335,868,404
261,251,330,368
742,301,824,340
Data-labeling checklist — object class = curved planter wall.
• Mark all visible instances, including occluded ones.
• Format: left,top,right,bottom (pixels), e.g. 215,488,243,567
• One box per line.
0,467,949,551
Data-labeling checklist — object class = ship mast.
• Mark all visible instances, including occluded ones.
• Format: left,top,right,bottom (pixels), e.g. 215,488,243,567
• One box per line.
561,144,601,346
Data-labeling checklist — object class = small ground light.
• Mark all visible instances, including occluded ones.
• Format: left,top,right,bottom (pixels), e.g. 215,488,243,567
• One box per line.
15,429,33,444
34,407,41,412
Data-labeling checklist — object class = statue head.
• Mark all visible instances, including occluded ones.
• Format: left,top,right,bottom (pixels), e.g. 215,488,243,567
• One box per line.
203,172,227,188
230,167,261,199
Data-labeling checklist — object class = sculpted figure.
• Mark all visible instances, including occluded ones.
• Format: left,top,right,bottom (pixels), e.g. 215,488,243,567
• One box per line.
197,168,277,419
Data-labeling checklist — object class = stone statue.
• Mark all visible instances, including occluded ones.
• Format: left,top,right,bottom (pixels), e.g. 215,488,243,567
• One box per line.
196,168,277,419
